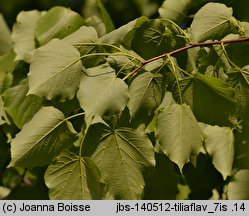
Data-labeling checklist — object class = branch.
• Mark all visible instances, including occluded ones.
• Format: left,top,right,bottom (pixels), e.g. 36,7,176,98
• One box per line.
129,37,249,76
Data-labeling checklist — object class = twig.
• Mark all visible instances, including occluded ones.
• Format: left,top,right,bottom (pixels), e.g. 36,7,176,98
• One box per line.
129,37,249,76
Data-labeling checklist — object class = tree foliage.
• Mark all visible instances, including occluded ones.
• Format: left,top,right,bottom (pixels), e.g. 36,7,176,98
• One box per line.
1,0,249,200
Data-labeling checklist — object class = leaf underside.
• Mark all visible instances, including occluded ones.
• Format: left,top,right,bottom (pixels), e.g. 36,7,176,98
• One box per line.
10,106,78,168
45,151,105,200
84,123,155,199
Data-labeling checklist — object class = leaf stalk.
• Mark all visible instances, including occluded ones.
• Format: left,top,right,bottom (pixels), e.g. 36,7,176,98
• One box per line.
129,37,249,77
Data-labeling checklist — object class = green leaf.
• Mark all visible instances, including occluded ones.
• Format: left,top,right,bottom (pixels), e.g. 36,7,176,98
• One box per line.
0,51,16,93
84,123,155,199
82,0,114,36
45,151,105,200
12,10,41,63
107,55,136,73
228,71,249,123
159,0,198,23
63,26,99,58
121,16,149,48
9,106,78,168
0,96,6,125
128,72,164,117
194,73,235,103
96,0,114,33
0,50,16,73
227,169,249,199
35,6,84,46
190,3,236,42
123,18,186,59
77,63,129,116
156,103,203,171
182,73,236,126
99,18,137,45
146,91,176,134
202,124,234,179
28,39,83,101
3,79,43,128
63,26,98,45
0,186,11,199
0,13,12,54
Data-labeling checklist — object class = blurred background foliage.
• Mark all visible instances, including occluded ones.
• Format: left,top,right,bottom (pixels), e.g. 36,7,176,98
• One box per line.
1,0,161,28
1,0,249,30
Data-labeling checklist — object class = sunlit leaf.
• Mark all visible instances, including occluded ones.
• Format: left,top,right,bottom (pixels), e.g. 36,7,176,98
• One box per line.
99,18,138,44
63,26,99,59
128,72,164,117
77,63,129,116
190,3,237,42
202,124,234,179
9,106,78,168
45,151,105,199
28,39,83,101
156,102,203,171
84,123,155,199
63,26,98,45
12,10,41,63
36,6,84,45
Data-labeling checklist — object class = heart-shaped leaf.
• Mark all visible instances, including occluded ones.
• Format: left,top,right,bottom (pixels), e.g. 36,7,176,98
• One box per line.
190,3,237,42
182,73,236,126
35,6,84,45
84,123,155,199
9,106,78,168
202,124,234,179
12,10,41,63
77,63,129,116
194,72,235,102
128,72,164,117
45,151,105,199
156,103,203,171
28,39,83,101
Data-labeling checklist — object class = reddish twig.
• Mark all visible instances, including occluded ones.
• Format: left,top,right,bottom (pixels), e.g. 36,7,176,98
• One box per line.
129,37,249,76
